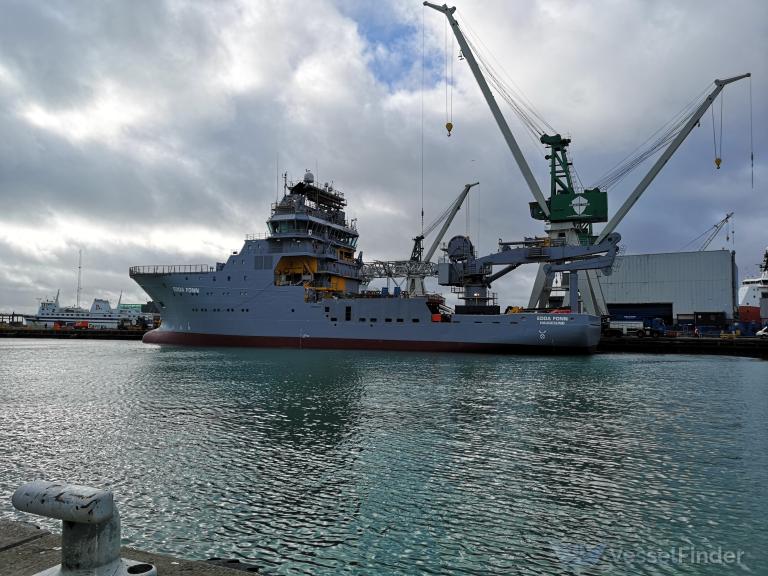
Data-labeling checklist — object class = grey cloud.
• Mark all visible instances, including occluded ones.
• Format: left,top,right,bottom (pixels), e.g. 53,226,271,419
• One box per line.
0,0,765,315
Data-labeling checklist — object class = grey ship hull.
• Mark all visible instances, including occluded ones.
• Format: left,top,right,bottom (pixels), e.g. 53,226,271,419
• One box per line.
130,177,602,354
133,275,601,353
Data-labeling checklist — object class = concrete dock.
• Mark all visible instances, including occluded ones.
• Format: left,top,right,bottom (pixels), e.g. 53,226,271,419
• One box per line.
0,519,249,575
0,328,146,340
598,335,768,358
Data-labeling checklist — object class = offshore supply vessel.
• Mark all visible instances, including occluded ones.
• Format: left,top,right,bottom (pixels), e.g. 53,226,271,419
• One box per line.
130,172,620,352
130,4,746,352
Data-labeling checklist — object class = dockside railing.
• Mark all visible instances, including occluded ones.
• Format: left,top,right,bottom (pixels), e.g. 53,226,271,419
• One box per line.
129,264,215,276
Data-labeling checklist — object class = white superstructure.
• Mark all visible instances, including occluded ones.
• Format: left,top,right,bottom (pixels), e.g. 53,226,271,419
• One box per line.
738,248,768,321
25,290,152,329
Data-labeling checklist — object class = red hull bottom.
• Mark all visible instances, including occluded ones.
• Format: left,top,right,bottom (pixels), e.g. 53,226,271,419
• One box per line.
142,330,595,355
738,306,762,322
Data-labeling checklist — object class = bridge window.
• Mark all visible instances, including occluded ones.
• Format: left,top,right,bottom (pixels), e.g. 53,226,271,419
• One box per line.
345,306,352,321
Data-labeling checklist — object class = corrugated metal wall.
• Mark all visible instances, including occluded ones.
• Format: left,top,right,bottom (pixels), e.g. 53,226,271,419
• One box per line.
596,250,738,318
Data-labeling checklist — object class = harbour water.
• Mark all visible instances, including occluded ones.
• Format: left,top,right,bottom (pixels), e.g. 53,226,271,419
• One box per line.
1,339,766,574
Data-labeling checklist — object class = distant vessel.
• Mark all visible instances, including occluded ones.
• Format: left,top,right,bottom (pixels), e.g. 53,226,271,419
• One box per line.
129,171,617,353
25,291,151,329
738,248,768,322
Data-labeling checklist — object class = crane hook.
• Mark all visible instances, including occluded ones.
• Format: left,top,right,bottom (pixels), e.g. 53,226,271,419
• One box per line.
715,157,722,169
446,121,453,137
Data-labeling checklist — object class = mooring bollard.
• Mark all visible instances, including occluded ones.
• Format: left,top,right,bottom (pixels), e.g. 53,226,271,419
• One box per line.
12,480,157,576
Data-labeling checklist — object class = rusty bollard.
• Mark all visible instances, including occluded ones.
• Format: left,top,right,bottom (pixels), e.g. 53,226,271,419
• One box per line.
12,480,157,576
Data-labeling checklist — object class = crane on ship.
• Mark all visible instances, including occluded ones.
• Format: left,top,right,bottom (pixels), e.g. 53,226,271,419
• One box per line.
682,212,735,251
407,182,477,295
424,2,750,315
361,183,477,295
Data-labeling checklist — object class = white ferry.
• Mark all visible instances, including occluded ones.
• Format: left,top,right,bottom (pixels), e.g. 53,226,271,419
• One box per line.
25,291,152,329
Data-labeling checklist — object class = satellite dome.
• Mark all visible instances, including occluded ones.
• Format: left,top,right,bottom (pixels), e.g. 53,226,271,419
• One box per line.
303,170,315,184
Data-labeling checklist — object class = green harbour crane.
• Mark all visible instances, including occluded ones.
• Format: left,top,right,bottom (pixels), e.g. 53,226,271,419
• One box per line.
424,1,749,314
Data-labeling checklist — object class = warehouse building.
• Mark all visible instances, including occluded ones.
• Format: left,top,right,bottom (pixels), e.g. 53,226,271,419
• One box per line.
596,250,738,325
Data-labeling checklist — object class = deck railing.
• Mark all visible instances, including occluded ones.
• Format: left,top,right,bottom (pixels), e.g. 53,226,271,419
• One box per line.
129,264,215,276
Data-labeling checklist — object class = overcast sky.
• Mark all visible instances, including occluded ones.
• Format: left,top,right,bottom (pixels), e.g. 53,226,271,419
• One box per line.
0,0,765,313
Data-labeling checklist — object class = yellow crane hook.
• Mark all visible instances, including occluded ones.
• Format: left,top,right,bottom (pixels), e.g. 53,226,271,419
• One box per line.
715,157,722,169
446,122,453,137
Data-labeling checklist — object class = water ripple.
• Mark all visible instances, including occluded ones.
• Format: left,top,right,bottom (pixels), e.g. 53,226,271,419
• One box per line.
0,340,766,574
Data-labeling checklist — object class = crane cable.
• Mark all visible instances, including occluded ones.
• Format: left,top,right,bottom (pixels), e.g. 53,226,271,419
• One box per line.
726,215,734,247
465,34,546,142
592,82,713,190
420,6,425,235
450,33,454,132
711,92,724,168
749,76,754,188
465,187,470,237
464,18,555,134
444,18,454,136
459,12,555,141
423,189,469,238
680,212,734,251
680,225,713,251
444,17,448,132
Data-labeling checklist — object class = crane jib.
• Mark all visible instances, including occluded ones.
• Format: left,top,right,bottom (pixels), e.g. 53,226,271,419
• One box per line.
424,1,551,218
595,72,750,244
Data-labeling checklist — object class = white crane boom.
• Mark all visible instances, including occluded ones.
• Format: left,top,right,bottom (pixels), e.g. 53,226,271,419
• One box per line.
424,183,478,262
423,2,550,217
596,73,750,244
700,212,734,251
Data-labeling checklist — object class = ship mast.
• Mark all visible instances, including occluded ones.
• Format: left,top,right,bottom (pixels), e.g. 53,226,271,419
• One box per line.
76,249,82,308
